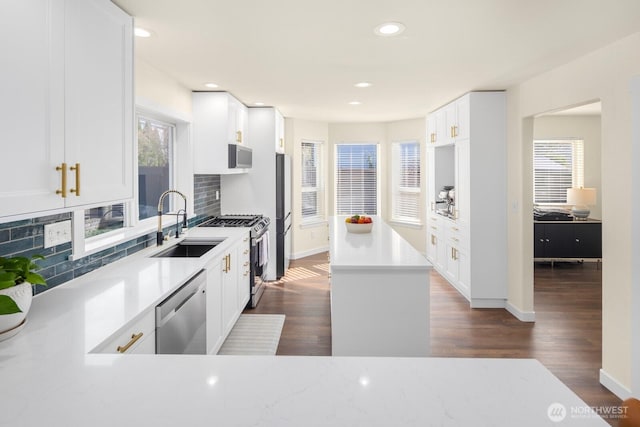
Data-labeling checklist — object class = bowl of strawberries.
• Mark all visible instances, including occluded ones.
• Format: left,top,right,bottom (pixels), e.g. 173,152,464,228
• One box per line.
344,215,373,233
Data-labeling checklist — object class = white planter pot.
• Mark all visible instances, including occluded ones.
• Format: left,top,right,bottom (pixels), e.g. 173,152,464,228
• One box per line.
0,282,33,335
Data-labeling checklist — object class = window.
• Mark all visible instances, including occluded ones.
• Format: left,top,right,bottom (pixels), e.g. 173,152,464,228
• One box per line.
335,143,379,215
533,139,584,204
301,141,322,221
137,116,175,219
84,203,125,238
391,141,421,224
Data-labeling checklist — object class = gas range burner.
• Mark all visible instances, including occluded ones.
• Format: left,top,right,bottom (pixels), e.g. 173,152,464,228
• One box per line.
200,214,270,235
202,214,263,228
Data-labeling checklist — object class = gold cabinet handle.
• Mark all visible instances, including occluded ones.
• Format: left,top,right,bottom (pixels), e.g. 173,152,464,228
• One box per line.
452,237,459,242
454,248,458,260
244,237,249,242
279,138,284,148
227,254,231,271
243,261,249,267
430,202,435,211
223,255,229,273
453,125,458,137
243,249,249,255
244,270,249,277
450,126,454,138
117,332,143,353
430,226,438,230
70,163,80,196
236,130,242,143
55,162,68,198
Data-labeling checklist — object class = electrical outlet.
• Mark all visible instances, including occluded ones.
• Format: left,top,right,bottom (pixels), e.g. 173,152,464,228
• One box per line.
44,220,72,248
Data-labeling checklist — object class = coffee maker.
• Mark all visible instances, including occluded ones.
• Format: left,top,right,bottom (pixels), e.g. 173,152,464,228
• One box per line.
437,185,455,217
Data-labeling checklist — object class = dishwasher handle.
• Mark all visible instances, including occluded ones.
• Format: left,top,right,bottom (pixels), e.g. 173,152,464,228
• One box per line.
156,269,206,328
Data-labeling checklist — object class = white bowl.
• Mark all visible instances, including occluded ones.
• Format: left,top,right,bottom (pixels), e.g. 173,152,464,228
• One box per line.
345,222,373,233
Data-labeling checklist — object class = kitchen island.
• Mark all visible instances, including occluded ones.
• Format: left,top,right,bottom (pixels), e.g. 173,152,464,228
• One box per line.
0,226,608,426
329,216,432,356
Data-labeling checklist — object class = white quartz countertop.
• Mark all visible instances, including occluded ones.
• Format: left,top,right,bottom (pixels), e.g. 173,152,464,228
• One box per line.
0,226,606,426
329,216,432,271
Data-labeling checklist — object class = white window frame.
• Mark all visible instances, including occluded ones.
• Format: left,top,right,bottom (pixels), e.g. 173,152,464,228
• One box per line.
391,140,421,226
300,140,324,224
533,139,584,206
334,142,380,216
71,100,192,260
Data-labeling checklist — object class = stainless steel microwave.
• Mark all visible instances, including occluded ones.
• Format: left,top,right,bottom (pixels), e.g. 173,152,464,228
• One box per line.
228,143,252,169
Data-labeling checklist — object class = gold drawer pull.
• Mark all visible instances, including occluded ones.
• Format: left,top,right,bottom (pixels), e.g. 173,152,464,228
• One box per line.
431,226,438,230
452,237,459,242
236,130,242,143
244,270,249,277
452,227,459,231
243,261,249,267
244,237,249,242
70,163,80,196
244,249,249,255
55,162,68,198
117,332,143,353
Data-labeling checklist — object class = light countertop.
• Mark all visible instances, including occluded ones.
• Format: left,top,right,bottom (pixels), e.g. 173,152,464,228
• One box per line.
0,226,606,426
329,216,432,271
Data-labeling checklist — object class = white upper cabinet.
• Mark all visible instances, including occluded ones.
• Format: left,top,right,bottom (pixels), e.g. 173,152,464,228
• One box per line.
275,109,285,153
427,93,470,146
0,0,133,218
193,92,250,174
64,0,134,207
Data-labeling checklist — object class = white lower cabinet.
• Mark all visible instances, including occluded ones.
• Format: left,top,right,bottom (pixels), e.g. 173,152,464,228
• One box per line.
221,246,238,337
236,233,251,311
205,253,225,355
92,309,155,354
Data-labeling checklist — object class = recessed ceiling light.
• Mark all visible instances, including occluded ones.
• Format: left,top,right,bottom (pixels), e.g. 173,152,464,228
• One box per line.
134,27,152,38
254,102,265,106
374,22,405,37
349,101,362,106
204,83,219,88
354,82,372,88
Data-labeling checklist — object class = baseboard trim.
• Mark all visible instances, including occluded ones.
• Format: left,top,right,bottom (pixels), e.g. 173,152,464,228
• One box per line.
599,369,632,400
291,246,329,260
471,299,507,309
505,302,536,322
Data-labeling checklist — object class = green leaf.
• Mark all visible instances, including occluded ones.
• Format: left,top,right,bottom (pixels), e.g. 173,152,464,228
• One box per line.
25,272,46,286
0,295,22,315
0,272,18,290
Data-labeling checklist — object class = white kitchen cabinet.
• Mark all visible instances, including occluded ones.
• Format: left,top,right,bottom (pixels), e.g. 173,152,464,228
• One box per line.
426,108,448,146
221,243,239,336
91,309,155,354
428,94,470,147
0,0,133,218
193,92,249,175
425,91,506,308
236,232,251,311
275,109,285,153
205,253,224,354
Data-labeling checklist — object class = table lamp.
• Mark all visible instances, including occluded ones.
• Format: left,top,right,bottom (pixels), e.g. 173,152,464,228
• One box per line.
566,187,596,220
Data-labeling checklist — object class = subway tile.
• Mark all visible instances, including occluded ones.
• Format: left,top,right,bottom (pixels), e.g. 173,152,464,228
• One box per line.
0,219,31,230
55,242,72,253
39,250,72,268
101,250,126,266
33,213,71,224
0,238,35,257
0,229,9,243
43,271,74,291
55,260,74,275
74,260,102,278
11,224,44,240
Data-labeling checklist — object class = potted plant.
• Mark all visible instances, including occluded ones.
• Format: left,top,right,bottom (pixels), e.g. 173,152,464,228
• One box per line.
0,255,46,339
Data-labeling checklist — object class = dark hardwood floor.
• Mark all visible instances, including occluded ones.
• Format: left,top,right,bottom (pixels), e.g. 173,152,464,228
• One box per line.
246,254,621,425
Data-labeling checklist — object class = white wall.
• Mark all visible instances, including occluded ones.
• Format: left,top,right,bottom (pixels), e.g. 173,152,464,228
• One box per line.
506,32,640,398
136,59,192,115
287,118,330,259
385,118,427,253
533,114,602,219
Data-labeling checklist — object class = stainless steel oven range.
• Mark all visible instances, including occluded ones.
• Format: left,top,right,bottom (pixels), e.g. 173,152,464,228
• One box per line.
199,214,270,308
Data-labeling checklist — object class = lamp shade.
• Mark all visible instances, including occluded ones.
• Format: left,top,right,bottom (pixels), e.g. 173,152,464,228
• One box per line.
566,187,596,206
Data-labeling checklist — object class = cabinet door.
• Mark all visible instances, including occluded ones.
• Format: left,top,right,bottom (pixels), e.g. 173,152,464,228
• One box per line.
534,223,546,257
573,223,602,258
206,256,224,354
236,237,251,311
275,110,285,153
456,246,470,296
454,140,470,229
544,223,574,258
64,0,133,207
454,95,470,140
426,228,438,264
426,115,437,145
222,249,239,335
426,147,437,213
129,330,156,354
0,0,65,217
443,102,457,145
444,240,459,283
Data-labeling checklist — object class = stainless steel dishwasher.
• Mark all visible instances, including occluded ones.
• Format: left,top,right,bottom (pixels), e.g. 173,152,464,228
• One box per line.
156,269,207,354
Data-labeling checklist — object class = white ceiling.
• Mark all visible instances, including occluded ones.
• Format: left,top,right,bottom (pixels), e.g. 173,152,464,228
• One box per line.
113,0,640,123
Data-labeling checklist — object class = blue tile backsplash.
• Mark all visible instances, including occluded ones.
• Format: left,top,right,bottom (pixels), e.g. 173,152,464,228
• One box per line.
0,175,221,295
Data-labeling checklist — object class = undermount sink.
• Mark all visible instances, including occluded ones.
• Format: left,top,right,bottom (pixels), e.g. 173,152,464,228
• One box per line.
151,240,223,258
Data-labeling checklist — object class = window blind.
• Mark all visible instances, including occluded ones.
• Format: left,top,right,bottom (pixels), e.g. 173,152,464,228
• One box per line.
533,139,584,204
335,143,378,215
301,141,321,219
392,141,421,223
